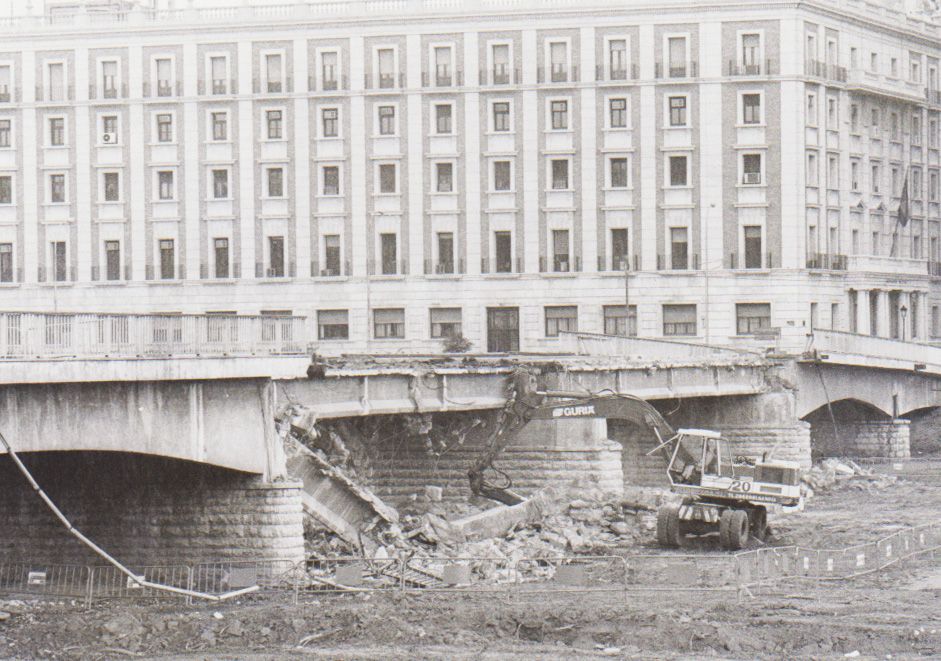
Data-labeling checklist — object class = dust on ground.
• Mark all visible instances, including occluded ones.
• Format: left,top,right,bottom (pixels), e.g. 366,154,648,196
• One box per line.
2,460,941,660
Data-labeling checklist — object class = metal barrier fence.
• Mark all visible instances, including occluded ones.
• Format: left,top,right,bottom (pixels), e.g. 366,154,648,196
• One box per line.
1,523,938,604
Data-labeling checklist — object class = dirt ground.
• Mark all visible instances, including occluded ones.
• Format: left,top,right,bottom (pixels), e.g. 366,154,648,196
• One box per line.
1,462,940,661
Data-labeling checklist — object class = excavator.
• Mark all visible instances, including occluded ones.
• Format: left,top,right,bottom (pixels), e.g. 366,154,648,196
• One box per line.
467,369,803,550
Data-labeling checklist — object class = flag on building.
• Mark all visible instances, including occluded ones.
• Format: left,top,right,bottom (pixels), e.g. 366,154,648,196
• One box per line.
898,170,910,227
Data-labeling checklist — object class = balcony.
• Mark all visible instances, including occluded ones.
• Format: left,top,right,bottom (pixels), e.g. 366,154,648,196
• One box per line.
656,254,700,270
482,64,519,85
847,254,930,276
480,257,522,275
310,259,349,278
727,251,774,270
597,254,640,272
537,65,578,84
929,261,941,277
805,59,847,82
806,252,847,270
308,74,347,92
423,258,465,275
422,69,463,87
35,84,73,103
0,85,11,102
539,255,582,273
927,88,941,106
365,72,405,90
595,63,639,82
654,62,698,79
847,68,926,103
726,59,776,76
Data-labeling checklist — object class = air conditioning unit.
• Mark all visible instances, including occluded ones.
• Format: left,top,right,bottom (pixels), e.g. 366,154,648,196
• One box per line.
743,172,761,184
101,132,117,144
320,268,338,277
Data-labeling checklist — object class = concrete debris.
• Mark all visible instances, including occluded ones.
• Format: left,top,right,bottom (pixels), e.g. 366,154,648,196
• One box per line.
0,611,10,622
802,458,898,496
424,485,443,502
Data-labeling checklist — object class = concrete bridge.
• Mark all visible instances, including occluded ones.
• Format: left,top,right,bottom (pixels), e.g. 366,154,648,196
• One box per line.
1,311,939,568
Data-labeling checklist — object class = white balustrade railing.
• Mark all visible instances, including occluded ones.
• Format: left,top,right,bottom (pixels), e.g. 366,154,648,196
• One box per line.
808,329,941,368
0,312,309,360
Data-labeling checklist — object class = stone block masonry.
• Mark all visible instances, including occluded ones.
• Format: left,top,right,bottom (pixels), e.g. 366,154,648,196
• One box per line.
812,420,911,459
0,452,305,567
367,418,624,503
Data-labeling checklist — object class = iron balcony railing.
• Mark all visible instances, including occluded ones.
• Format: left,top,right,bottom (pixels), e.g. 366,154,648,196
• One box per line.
806,252,848,270
0,312,309,359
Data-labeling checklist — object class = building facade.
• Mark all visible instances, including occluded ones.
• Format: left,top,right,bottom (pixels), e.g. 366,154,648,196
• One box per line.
0,0,939,353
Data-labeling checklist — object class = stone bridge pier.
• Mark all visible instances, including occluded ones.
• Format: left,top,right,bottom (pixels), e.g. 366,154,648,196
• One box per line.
609,391,812,488
805,400,911,460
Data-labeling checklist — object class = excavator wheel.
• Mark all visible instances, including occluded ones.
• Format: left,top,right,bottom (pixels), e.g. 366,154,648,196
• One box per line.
718,509,733,548
749,508,769,542
724,509,750,550
656,504,682,548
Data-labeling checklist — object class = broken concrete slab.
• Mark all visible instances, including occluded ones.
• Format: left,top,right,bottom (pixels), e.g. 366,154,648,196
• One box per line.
284,437,398,553
441,487,567,543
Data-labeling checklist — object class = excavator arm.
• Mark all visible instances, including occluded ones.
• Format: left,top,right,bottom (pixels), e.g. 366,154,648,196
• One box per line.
467,369,685,505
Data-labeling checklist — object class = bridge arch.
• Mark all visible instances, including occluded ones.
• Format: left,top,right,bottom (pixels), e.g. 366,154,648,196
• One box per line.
802,397,910,460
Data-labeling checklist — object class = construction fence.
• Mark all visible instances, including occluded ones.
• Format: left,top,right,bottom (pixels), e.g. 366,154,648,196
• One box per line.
1,521,938,605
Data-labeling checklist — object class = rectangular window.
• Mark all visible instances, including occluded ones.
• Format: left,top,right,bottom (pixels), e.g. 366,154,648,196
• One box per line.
212,169,228,199
322,165,340,196
850,104,859,132
101,115,117,140
610,157,628,188
267,236,284,277
435,104,452,134
668,36,686,76
912,114,922,145
374,308,404,339
736,303,771,335
323,234,341,275
550,100,568,130
159,239,174,279
742,153,762,184
50,174,66,203
380,232,397,274
378,105,395,135
0,65,11,101
670,227,688,269
891,112,900,140
609,98,627,128
495,231,512,273
851,160,860,191
436,232,454,274
668,96,686,126
545,305,577,337
430,307,461,338
435,162,453,193
741,33,760,70
265,53,282,93
611,228,628,270
266,110,283,140
434,46,452,86
104,240,120,281
743,225,762,268
742,94,761,124
551,159,569,190
492,43,510,84
267,168,283,197
210,55,227,94
318,309,349,340
663,304,696,336
0,243,12,282
321,107,338,138
101,60,118,97
930,171,939,201
0,119,9,148
47,62,64,101
807,152,818,186
604,305,637,337
213,237,229,278
609,39,627,79
378,163,396,194
552,229,570,272
321,51,338,90
49,117,64,146
0,175,10,204
320,51,340,91
377,48,395,88
807,93,816,123
669,155,688,186
103,172,120,202
157,170,174,200
52,241,67,282
871,163,880,193
211,112,227,141
549,41,568,82
155,58,172,95
156,113,173,143
493,101,510,131
493,160,511,191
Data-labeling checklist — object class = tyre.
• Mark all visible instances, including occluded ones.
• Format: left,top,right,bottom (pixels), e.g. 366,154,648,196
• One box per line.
750,507,768,542
719,508,734,549
726,509,750,550
656,504,682,548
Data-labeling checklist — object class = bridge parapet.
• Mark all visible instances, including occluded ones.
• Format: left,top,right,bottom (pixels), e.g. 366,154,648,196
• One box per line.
807,329,941,375
0,312,309,360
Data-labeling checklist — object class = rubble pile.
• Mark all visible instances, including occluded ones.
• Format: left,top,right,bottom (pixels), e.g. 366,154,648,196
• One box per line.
801,457,897,498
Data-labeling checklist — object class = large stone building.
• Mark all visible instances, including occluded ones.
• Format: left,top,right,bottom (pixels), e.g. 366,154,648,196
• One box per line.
0,0,939,353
